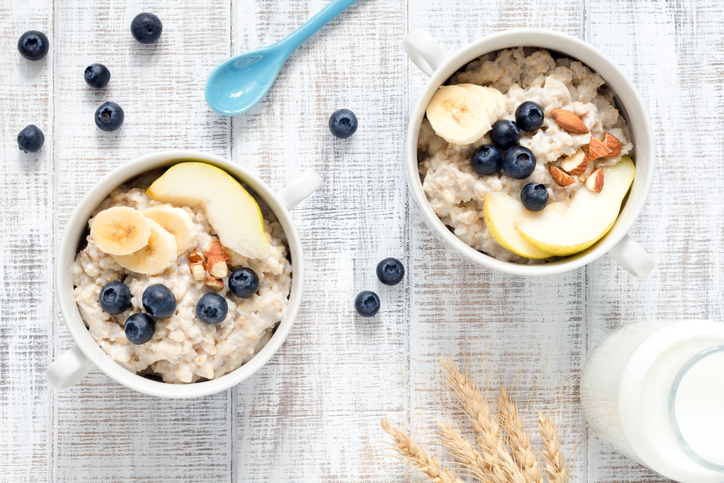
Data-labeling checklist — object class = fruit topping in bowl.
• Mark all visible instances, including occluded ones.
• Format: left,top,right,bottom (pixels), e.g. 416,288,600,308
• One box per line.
147,162,270,260
417,48,635,263
73,162,292,383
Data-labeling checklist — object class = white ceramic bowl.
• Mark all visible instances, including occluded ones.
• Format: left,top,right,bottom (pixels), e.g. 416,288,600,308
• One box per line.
404,28,655,278
46,150,322,398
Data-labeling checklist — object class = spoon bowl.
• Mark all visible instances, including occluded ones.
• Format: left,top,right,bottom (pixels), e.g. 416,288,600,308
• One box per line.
205,45,286,116
205,0,359,116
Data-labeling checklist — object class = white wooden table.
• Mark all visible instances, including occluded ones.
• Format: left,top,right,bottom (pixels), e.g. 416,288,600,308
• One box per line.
1,0,720,481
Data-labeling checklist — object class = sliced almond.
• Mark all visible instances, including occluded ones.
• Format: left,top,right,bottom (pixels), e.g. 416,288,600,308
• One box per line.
204,241,230,278
204,277,224,291
584,168,604,193
549,165,576,187
189,262,206,282
560,149,588,175
587,137,612,161
189,250,206,263
551,109,589,134
603,132,622,157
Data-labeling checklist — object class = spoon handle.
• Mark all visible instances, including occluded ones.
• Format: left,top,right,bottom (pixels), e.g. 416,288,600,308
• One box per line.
277,0,360,56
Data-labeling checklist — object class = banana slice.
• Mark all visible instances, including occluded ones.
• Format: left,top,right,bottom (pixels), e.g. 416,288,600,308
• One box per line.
90,207,152,256
458,84,506,124
113,219,178,275
142,205,195,255
484,86,506,120
426,85,490,145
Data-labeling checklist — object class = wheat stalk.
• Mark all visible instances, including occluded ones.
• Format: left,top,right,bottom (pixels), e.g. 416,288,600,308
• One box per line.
439,357,526,483
538,411,569,483
381,418,464,483
498,387,542,483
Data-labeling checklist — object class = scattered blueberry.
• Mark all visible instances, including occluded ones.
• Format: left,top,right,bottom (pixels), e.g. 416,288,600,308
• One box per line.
355,291,380,317
131,13,163,44
84,63,111,88
502,146,537,180
376,258,405,286
99,281,132,315
95,102,124,131
142,284,176,319
490,120,521,150
515,101,544,132
17,125,45,153
470,144,502,175
17,30,49,61
329,109,358,138
125,313,155,345
229,268,259,298
196,293,228,325
520,183,549,212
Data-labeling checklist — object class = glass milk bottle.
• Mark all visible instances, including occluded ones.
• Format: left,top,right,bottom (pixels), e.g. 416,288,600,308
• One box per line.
581,320,724,482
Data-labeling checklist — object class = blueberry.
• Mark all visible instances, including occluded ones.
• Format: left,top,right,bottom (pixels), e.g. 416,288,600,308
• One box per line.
196,293,228,325
84,63,111,88
131,13,163,44
228,268,259,298
515,101,544,132
17,125,45,153
329,109,358,138
99,281,132,315
376,258,405,286
520,183,549,212
470,144,502,175
17,30,49,61
355,291,380,317
125,313,155,345
142,284,176,319
95,102,124,131
502,146,536,180
490,120,521,150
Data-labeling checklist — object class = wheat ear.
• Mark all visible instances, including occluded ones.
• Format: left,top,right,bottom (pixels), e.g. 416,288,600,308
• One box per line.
538,411,569,483
381,418,464,483
437,421,506,483
498,387,542,483
439,357,526,483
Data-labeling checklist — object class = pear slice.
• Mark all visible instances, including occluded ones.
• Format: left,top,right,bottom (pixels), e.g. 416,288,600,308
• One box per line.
484,192,553,259
146,162,270,260
515,157,635,257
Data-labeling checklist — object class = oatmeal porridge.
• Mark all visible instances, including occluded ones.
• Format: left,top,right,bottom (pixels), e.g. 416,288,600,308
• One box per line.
72,164,291,383
418,48,635,263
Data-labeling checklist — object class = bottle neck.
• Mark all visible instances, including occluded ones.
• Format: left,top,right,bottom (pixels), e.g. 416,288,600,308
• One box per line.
668,345,724,473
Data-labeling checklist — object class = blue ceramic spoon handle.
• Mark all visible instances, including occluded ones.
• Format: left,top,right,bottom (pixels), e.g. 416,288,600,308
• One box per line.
277,0,359,55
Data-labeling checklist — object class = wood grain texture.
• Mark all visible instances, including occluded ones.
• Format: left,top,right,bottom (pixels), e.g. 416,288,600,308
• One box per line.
585,0,724,481
407,1,589,481
50,1,233,481
0,0,718,481
230,0,409,480
0,1,53,481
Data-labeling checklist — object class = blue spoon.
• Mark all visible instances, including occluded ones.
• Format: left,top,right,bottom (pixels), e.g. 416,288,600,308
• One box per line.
205,0,359,116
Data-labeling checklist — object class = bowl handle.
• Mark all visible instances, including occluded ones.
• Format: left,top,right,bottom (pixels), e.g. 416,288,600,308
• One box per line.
404,28,449,77
276,170,323,210
46,345,93,389
608,235,655,279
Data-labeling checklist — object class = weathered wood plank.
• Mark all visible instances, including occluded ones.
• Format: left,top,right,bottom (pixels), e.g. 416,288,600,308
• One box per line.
0,1,53,481
585,0,724,481
406,1,588,481
230,0,409,480
51,1,234,481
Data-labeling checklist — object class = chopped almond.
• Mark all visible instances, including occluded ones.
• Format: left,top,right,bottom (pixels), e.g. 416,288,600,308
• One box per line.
560,149,588,175
549,165,577,187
